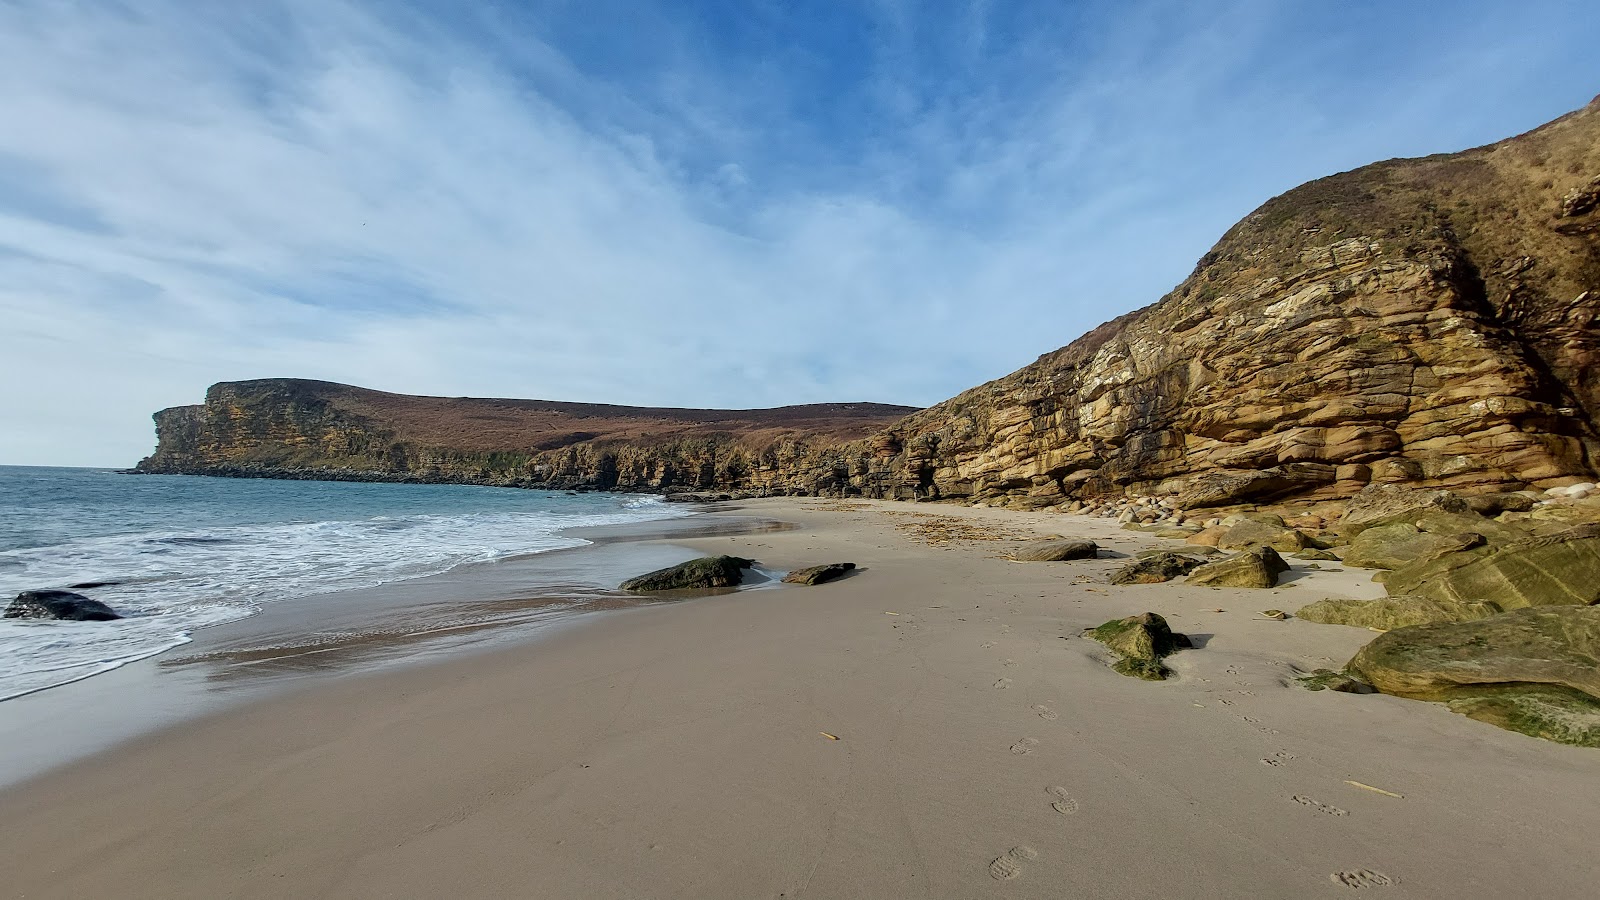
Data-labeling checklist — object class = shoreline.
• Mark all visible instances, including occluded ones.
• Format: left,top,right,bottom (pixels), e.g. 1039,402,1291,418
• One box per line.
0,509,787,789
3,498,1599,898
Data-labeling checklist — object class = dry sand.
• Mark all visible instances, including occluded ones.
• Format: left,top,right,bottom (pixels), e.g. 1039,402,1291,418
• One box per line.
2,498,1598,899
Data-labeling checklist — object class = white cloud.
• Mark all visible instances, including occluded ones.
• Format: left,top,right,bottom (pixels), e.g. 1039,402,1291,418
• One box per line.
0,0,1595,465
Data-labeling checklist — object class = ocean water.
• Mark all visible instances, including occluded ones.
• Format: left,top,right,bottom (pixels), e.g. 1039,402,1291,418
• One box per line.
0,466,689,700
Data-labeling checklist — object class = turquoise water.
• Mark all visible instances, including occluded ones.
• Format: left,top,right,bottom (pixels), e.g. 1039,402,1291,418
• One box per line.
0,467,687,699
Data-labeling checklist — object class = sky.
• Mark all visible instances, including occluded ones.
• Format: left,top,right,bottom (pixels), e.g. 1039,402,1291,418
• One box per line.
1,1,1597,466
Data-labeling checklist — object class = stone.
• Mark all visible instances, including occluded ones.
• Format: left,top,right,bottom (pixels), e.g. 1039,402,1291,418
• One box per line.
1338,484,1471,537
1293,548,1340,561
1110,553,1204,585
1212,519,1312,553
1468,492,1537,515
1008,539,1099,562
1186,547,1286,589
620,556,754,591
781,562,856,585
1347,606,1600,746
1381,524,1600,609
1084,612,1191,680
1295,596,1504,630
1341,523,1485,570
3,589,121,621
1295,669,1376,693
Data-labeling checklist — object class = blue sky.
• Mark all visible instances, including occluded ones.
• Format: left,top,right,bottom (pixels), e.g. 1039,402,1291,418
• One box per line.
1,0,1596,466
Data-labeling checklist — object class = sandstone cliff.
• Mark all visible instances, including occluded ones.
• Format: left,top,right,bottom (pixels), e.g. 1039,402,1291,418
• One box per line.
140,97,1600,506
135,379,917,493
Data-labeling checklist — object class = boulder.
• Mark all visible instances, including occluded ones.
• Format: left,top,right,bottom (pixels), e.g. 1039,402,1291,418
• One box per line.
781,562,856,586
1347,606,1600,747
1293,548,1340,561
1338,484,1471,537
1186,547,1287,589
1084,612,1192,680
1467,492,1537,515
1008,539,1098,562
1212,519,1312,553
1110,553,1204,585
3,589,122,621
1295,669,1376,693
1381,524,1600,609
619,556,754,591
1341,523,1485,570
1295,596,1504,630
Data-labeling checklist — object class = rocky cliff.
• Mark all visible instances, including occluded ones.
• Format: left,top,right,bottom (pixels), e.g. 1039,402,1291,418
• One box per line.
140,96,1600,506
135,379,918,493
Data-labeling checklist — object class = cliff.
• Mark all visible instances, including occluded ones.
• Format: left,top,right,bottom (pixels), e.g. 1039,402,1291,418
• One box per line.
139,96,1600,507
135,379,918,493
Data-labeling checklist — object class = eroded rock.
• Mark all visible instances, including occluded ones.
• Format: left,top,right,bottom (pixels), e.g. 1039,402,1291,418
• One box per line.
1186,547,1287,589
1341,523,1485,570
1381,524,1600,609
1296,596,1504,630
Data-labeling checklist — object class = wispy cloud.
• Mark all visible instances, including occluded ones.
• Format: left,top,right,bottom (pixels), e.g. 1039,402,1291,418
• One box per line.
0,0,1595,465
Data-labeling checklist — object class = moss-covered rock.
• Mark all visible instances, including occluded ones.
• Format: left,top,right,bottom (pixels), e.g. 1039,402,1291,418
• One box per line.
1381,524,1600,609
781,562,856,585
1295,668,1375,693
1341,523,1485,570
1347,606,1600,746
1186,547,1287,588
1008,539,1098,561
1293,548,1340,561
620,556,754,591
1213,519,1311,553
1338,484,1471,537
1109,553,1204,585
1295,596,1503,629
1085,612,1191,680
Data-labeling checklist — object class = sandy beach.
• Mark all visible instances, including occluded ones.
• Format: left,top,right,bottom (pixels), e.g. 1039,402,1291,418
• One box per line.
3,498,1598,899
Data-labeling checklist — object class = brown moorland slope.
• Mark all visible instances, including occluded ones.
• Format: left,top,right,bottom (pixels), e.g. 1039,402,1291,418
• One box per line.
140,95,1600,504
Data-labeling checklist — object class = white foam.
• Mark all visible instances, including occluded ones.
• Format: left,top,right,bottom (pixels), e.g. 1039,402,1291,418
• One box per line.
0,498,688,699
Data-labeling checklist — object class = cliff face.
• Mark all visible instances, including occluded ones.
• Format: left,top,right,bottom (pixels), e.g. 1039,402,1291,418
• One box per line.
139,97,1600,507
136,379,919,493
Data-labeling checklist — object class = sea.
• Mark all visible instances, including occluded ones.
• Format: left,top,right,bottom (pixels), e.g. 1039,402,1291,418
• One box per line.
0,466,691,701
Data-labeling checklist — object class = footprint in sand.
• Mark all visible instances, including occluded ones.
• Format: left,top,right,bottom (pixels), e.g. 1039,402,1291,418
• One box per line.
1046,785,1079,815
1240,715,1261,724
1218,698,1236,707
988,845,1038,881
994,677,1013,689
1331,870,1395,888
1262,758,1285,767
1031,704,1059,720
981,641,996,649
1292,795,1349,816
1010,737,1039,755
1225,666,1241,675
1003,659,1018,668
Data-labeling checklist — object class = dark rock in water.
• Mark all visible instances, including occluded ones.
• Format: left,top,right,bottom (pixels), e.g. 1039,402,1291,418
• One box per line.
4,589,122,621
620,556,754,591
1110,552,1203,585
1008,539,1098,562
782,563,856,585
1084,612,1191,681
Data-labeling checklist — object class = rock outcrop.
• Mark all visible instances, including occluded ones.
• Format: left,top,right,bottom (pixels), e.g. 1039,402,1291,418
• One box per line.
618,556,754,591
139,98,1600,508
4,590,121,621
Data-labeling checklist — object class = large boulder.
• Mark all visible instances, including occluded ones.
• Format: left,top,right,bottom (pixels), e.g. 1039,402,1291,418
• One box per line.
1212,519,1312,553
1338,484,1471,537
4,589,122,621
1084,612,1192,680
1008,539,1098,562
781,562,856,585
1381,525,1600,609
1347,606,1600,746
1341,523,1485,570
1186,547,1287,589
1110,553,1204,585
1296,596,1504,630
620,556,754,591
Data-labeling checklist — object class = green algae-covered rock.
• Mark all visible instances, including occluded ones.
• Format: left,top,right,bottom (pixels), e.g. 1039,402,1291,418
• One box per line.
1213,519,1311,553
1341,523,1484,570
1109,552,1204,585
1295,596,1503,630
1293,548,1340,561
1382,524,1600,609
1085,612,1191,681
1186,547,1287,589
781,562,856,585
620,556,754,591
1008,539,1098,561
1348,606,1600,746
1338,484,1471,537
1295,668,1375,693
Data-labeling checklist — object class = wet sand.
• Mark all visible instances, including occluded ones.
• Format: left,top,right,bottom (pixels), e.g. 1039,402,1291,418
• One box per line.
2,498,1598,899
